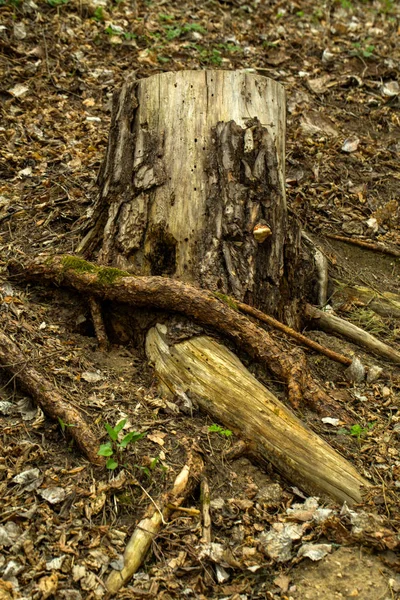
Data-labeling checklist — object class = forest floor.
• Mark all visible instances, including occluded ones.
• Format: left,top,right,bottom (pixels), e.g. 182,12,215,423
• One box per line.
0,0,400,598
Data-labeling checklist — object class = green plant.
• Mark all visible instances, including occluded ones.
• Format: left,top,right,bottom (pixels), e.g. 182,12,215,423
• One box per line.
208,424,233,438
47,0,69,6
138,456,168,478
124,32,137,41
163,22,206,41
158,13,175,21
338,422,375,441
92,6,105,22
58,417,75,433
351,41,375,59
157,55,170,63
339,0,352,9
98,419,146,470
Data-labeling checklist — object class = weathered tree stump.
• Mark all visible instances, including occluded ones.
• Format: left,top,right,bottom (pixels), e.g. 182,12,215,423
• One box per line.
76,70,368,503
80,70,311,326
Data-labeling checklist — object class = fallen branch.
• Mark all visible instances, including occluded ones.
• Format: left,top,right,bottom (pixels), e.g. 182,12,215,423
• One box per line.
9,254,332,410
326,234,400,258
236,301,352,366
106,451,204,594
333,282,400,319
305,305,400,365
0,329,103,465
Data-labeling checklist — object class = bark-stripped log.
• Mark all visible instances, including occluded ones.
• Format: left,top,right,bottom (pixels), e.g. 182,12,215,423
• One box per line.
305,305,400,364
146,325,370,505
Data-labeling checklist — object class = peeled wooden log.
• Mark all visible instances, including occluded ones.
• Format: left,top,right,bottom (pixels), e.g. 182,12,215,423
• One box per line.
146,325,370,505
305,304,400,365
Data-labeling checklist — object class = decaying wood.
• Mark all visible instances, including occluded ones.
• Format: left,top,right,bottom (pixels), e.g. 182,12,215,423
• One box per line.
0,329,103,465
79,70,315,328
326,233,400,258
9,255,332,409
333,282,400,319
236,300,352,366
106,451,204,594
146,325,370,505
200,479,212,545
305,304,400,365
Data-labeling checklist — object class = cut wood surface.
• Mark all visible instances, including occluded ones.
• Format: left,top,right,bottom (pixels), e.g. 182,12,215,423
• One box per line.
305,304,400,364
146,325,370,505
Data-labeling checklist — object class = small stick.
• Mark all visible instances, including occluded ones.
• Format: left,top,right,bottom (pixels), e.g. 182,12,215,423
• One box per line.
106,452,204,594
326,233,400,258
200,479,211,544
236,301,352,366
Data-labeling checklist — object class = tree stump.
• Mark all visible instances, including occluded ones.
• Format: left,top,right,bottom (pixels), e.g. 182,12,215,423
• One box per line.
78,70,369,503
80,70,311,326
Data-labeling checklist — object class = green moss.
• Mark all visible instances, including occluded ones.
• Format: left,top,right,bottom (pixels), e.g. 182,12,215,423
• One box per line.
61,255,130,285
61,255,98,275
97,267,130,284
213,292,238,311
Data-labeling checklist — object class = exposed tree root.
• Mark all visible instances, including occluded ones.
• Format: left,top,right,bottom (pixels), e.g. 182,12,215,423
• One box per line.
0,329,103,465
8,254,337,411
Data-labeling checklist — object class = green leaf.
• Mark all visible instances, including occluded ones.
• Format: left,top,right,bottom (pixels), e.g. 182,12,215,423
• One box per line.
106,458,119,470
98,442,114,457
114,419,127,434
119,431,146,448
208,424,223,433
150,457,159,469
105,423,118,441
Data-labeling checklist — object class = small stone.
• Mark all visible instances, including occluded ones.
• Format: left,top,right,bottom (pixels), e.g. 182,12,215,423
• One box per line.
367,365,383,383
344,357,365,383
382,386,391,398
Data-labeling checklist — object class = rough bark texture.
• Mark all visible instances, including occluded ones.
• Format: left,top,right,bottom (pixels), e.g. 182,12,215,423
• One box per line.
146,326,370,505
79,71,315,325
9,255,331,410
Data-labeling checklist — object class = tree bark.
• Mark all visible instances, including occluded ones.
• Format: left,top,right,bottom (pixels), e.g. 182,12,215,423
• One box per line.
79,70,315,326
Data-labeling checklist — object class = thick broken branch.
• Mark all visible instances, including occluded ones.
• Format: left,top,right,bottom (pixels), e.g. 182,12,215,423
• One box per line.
106,451,204,594
305,305,400,364
146,326,370,505
9,255,333,410
0,329,103,465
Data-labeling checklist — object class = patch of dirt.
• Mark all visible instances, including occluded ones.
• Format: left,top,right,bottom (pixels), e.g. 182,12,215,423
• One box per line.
290,546,395,600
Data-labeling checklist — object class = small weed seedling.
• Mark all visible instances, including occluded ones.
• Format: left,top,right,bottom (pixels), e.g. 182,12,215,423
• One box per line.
98,419,146,470
338,422,375,443
208,424,233,438
58,417,76,433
